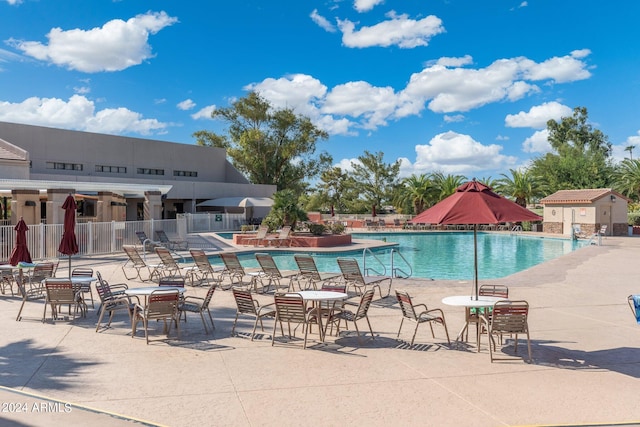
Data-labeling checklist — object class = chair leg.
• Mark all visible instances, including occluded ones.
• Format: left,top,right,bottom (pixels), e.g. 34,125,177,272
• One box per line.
365,316,374,339
397,318,405,339
232,313,240,336
410,323,420,346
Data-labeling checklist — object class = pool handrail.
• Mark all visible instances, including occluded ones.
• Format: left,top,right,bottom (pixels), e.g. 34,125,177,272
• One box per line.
390,248,412,278
362,248,387,277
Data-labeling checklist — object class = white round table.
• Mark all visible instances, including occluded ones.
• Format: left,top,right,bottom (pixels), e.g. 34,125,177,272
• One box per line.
288,290,348,341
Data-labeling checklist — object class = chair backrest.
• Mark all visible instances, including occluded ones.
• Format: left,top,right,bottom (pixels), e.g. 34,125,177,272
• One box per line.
158,278,185,288
220,253,245,274
254,226,269,239
136,231,151,245
274,293,307,323
320,283,347,293
146,290,180,319
256,253,281,278
71,267,93,277
123,245,145,266
294,254,321,280
337,258,364,284
155,230,170,243
395,289,419,321
45,279,75,303
155,247,178,268
201,284,216,308
31,262,55,281
277,226,291,239
628,295,640,324
599,224,608,235
232,289,257,315
479,284,509,299
190,249,214,272
355,289,375,319
490,300,529,333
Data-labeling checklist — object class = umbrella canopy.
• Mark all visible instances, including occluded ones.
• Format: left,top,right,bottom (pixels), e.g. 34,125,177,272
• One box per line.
408,180,542,299
58,194,79,277
196,197,273,208
9,218,32,266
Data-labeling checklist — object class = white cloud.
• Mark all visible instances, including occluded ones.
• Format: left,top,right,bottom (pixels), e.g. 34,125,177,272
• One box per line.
0,95,169,135
73,86,90,95
9,11,178,73
337,12,445,48
177,99,196,110
443,114,464,123
334,157,361,172
410,131,517,175
611,131,640,162
242,51,591,138
310,9,336,32
4,0,22,5
191,105,215,120
522,129,551,153
353,0,384,12
520,50,592,83
505,101,572,129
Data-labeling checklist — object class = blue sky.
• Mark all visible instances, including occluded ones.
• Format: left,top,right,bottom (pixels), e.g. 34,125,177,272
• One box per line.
1,0,639,181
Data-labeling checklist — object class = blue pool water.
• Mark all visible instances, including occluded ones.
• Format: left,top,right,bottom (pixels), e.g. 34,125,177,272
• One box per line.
211,232,587,280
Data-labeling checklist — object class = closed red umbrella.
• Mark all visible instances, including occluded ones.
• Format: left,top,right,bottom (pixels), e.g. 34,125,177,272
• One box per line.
372,205,377,217
9,218,32,266
409,180,542,299
330,205,335,217
58,194,79,277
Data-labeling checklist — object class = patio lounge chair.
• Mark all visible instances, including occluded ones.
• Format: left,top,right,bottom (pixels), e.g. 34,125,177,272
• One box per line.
122,245,163,282
136,231,163,252
293,254,342,291
155,230,188,251
486,300,532,363
255,253,298,293
219,252,263,292
95,272,136,332
395,289,450,346
42,278,87,323
155,246,196,280
245,226,269,247
337,257,392,299
263,226,292,247
188,249,224,287
466,284,509,342
231,288,276,340
72,267,95,308
15,273,46,321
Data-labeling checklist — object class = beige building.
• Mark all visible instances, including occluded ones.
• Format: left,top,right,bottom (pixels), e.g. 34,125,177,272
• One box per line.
540,188,629,236
0,121,276,224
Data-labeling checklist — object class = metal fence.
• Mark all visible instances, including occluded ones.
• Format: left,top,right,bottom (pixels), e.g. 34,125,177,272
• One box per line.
0,213,245,262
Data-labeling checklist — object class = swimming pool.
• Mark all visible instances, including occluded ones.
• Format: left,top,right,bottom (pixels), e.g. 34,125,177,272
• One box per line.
210,231,587,280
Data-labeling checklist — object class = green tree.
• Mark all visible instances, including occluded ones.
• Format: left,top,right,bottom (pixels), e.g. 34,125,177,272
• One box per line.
316,166,349,214
431,172,466,201
396,173,435,214
494,169,542,207
193,92,332,192
350,151,401,211
613,159,640,201
625,145,636,160
263,189,308,230
530,106,614,192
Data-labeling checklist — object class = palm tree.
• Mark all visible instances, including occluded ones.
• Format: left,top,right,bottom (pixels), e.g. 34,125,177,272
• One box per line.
397,174,434,214
625,145,636,160
613,158,640,201
494,169,541,208
431,172,466,201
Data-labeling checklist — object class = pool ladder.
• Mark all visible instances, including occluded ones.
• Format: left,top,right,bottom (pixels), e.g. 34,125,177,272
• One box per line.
361,248,413,278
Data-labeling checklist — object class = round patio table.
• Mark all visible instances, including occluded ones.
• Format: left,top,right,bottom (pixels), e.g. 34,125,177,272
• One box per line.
288,290,348,341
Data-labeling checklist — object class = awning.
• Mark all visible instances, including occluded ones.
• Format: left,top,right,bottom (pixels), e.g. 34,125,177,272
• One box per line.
196,196,273,208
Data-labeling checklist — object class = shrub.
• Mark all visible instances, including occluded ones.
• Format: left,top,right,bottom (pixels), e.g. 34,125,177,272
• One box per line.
329,222,346,234
308,223,326,236
629,211,640,226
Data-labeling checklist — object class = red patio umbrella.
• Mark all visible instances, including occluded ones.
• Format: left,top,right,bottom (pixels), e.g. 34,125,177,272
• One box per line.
372,205,377,217
330,204,335,217
9,217,32,266
409,179,541,299
58,194,79,277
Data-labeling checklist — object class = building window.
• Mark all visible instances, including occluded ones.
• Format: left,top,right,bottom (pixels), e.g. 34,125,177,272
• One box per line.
95,165,127,174
136,168,164,175
173,170,198,177
46,162,83,171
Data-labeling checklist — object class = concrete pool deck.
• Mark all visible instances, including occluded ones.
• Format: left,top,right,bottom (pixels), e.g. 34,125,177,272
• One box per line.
1,234,639,426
